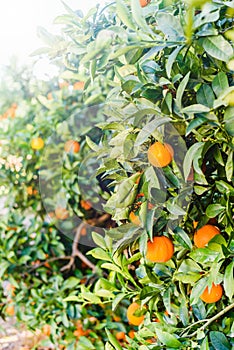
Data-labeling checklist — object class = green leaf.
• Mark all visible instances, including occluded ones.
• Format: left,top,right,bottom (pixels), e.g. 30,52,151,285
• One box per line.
225,150,233,182
166,46,183,78
0,261,10,278
179,299,189,326
176,72,190,110
200,336,209,350
203,35,233,62
116,0,136,30
224,261,234,300
190,248,221,264
212,72,229,97
64,295,81,302
101,263,122,273
92,232,107,249
186,116,208,136
182,104,210,114
190,278,208,305
135,116,171,146
157,13,185,41
196,84,215,108
183,142,204,180
87,247,112,261
210,331,232,350
105,328,123,350
167,201,186,216
62,277,80,290
174,227,193,249
82,292,101,304
156,329,182,348
112,293,126,312
131,0,154,35
206,204,225,218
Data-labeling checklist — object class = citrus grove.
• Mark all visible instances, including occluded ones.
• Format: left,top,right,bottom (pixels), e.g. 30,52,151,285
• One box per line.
0,0,233,349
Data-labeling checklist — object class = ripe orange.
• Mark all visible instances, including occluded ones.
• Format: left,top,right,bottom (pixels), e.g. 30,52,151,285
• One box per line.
59,81,69,89
42,324,51,336
116,331,126,341
73,328,86,338
129,211,141,226
128,330,135,339
200,283,223,303
80,199,92,210
55,207,69,220
194,224,220,248
31,137,44,150
73,81,85,90
64,140,80,153
140,0,151,7
146,236,174,263
5,305,15,316
165,143,174,158
113,315,121,322
148,141,173,168
27,186,34,195
127,302,145,326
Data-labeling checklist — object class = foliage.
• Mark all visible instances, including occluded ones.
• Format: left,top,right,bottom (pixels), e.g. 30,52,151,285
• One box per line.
0,0,234,349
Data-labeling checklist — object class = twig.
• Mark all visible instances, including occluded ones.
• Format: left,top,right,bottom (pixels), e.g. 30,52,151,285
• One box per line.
28,256,72,272
86,213,110,226
182,302,234,338
60,222,97,272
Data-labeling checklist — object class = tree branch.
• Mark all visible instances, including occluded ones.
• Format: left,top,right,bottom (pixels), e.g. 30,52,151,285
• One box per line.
182,302,234,338
60,222,97,272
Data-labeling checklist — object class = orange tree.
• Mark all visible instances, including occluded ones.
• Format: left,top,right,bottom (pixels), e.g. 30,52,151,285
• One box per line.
0,0,234,349
0,63,122,349
46,0,233,348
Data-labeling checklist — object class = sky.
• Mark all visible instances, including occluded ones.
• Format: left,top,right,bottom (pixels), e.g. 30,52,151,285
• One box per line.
0,0,106,78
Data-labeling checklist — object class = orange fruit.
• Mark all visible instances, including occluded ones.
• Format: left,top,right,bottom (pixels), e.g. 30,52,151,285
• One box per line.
5,305,15,316
27,186,33,195
59,81,69,89
31,137,44,150
55,207,69,220
148,141,173,168
127,302,145,326
64,140,80,153
128,330,135,339
42,324,51,336
113,315,121,322
129,211,141,226
80,200,92,210
73,328,86,338
146,236,174,263
116,332,126,341
165,143,174,158
73,82,85,90
140,0,151,7
47,92,53,100
200,283,223,303
194,224,220,248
